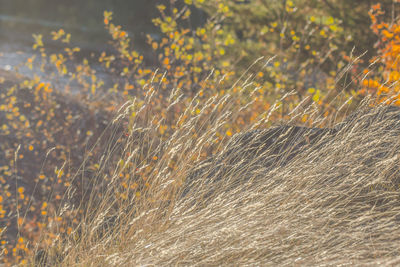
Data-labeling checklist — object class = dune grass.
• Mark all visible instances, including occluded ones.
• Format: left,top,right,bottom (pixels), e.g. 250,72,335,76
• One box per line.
27,77,400,266
2,2,400,265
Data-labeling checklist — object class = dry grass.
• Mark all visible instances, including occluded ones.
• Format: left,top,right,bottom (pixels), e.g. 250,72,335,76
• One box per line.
33,83,400,266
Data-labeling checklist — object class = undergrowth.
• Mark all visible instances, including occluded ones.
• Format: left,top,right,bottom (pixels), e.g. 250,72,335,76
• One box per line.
1,1,400,265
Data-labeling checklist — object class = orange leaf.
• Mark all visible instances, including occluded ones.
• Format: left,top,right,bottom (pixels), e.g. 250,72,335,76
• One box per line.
372,3,381,11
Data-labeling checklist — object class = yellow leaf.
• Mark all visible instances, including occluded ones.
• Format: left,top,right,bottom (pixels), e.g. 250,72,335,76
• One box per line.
157,4,166,10
56,169,64,178
32,34,43,50
312,89,321,102
91,84,96,95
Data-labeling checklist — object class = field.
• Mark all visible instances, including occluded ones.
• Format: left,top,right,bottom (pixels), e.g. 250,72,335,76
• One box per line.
1,1,400,266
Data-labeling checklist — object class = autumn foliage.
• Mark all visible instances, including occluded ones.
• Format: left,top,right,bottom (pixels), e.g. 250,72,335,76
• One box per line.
357,3,400,105
0,0,400,265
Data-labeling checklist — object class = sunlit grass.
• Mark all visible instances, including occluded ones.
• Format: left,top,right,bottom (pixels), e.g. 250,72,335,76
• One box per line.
2,1,400,265
33,89,400,266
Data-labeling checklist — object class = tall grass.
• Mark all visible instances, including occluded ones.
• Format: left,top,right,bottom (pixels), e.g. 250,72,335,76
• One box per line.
2,1,399,265
31,69,400,265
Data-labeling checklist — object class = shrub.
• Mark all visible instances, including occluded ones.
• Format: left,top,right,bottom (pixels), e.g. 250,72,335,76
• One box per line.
0,1,397,265
356,3,400,105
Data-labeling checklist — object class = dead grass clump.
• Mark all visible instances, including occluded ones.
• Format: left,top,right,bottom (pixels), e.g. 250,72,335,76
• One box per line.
50,95,400,266
130,105,400,266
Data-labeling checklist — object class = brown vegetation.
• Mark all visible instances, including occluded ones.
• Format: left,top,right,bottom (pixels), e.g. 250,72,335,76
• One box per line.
36,99,400,266
2,1,400,265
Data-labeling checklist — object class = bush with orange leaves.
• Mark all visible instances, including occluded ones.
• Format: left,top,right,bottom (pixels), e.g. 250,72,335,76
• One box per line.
357,3,400,104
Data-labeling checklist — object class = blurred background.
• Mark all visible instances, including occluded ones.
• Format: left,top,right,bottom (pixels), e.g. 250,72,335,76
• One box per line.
0,0,206,82
0,0,159,51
